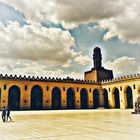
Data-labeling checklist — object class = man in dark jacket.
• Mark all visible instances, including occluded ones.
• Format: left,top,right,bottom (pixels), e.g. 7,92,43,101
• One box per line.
7,107,12,121
2,107,6,122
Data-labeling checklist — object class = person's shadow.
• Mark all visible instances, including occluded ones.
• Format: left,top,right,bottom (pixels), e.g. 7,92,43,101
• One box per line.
6,120,15,123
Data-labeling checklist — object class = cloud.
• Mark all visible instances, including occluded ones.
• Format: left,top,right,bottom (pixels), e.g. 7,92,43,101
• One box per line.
0,21,87,78
4,0,140,44
45,0,125,29
0,58,83,78
4,0,124,27
74,55,90,65
105,56,140,76
3,0,48,22
0,21,77,67
99,0,140,44
1,0,140,78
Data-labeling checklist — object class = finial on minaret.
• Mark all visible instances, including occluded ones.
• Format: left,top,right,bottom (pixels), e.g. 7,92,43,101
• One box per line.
93,47,102,69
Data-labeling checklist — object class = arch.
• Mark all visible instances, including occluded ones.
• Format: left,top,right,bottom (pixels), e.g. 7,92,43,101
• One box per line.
93,89,100,109
103,89,109,108
66,88,75,109
31,85,43,110
52,87,61,110
80,88,88,109
8,85,20,110
124,86,133,108
112,88,120,108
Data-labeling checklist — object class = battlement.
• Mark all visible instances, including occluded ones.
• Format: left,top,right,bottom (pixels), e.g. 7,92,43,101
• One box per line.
0,74,99,85
101,73,140,84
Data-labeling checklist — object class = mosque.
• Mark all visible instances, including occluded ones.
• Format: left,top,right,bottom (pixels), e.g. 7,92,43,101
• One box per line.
0,47,139,110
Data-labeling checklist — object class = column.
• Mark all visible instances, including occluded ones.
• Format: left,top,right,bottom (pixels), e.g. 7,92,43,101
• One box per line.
75,88,80,109
1,88,8,109
61,88,67,109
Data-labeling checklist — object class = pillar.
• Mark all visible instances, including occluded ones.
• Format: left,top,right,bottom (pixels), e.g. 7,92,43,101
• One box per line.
75,88,80,109
42,86,47,110
88,92,93,108
119,90,125,109
108,89,114,109
1,88,8,109
61,89,67,109
20,85,28,110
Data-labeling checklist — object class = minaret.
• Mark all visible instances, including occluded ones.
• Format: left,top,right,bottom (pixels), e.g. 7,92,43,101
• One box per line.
84,46,113,82
93,47,102,69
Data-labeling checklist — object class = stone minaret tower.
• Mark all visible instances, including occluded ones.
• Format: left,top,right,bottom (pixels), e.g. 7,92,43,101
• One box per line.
93,47,102,69
84,47,113,82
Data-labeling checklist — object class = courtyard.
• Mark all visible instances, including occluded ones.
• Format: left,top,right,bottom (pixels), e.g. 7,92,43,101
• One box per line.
0,109,140,140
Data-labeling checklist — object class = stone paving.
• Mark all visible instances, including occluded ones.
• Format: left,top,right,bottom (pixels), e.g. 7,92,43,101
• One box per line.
0,109,140,140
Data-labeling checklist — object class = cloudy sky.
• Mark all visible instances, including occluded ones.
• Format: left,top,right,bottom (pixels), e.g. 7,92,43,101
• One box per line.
0,0,140,79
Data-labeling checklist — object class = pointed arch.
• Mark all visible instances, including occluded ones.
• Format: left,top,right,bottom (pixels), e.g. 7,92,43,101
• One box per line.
103,89,109,108
124,86,133,108
52,87,61,110
112,87,120,108
66,88,75,109
80,88,88,109
8,85,20,110
93,89,100,109
31,85,43,110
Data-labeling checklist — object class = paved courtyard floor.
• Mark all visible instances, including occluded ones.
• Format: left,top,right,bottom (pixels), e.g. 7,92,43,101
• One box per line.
0,109,140,140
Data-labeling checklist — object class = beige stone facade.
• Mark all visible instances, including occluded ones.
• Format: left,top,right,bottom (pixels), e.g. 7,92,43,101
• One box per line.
0,77,103,110
102,76,140,109
0,73,139,110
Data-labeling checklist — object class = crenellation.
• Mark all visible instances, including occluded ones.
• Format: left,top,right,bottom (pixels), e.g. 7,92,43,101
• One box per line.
5,74,8,78
19,75,22,79
32,76,35,80
23,75,26,79
9,74,13,78
134,74,136,78
44,77,47,80
101,73,140,84
126,75,129,79
14,75,17,79
130,74,133,79
1,72,139,84
123,76,126,80
40,76,43,80
36,76,39,80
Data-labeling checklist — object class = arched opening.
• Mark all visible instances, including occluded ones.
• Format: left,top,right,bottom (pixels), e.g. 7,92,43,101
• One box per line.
103,89,109,108
125,86,133,108
31,85,43,110
52,87,61,110
66,88,75,109
93,89,100,109
113,88,120,108
8,85,20,110
80,88,88,109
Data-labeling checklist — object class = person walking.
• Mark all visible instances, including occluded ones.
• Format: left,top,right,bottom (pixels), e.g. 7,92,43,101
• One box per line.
7,107,12,122
2,107,6,122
